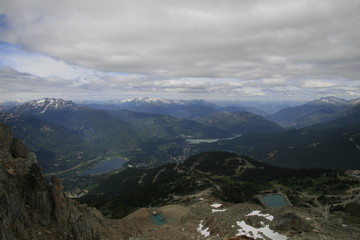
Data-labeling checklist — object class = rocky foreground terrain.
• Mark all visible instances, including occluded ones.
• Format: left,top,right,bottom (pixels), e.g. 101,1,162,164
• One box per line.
117,199,360,240
0,122,359,239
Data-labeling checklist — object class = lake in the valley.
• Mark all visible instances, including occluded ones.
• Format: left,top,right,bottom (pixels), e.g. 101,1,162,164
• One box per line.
80,158,127,176
186,134,242,144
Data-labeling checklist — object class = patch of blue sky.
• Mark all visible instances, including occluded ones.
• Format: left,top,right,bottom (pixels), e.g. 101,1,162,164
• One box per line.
0,42,141,80
0,41,21,54
0,42,86,78
0,42,41,67
0,42,21,68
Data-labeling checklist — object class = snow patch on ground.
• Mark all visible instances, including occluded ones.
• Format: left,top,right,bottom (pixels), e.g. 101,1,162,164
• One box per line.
197,220,210,237
236,220,288,240
210,203,222,208
211,209,227,213
210,203,227,213
246,210,274,221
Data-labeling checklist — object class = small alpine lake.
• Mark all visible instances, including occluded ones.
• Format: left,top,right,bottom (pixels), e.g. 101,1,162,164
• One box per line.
259,194,291,208
151,213,167,225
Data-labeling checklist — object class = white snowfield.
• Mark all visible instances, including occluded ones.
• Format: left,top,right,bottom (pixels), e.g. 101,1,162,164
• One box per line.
237,210,288,240
197,220,210,238
236,220,288,240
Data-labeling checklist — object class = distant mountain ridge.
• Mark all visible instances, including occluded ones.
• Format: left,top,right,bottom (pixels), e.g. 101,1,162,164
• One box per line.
82,97,266,118
308,96,349,105
269,96,360,128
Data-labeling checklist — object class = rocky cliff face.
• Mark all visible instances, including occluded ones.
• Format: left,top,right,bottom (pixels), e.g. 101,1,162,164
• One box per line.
0,123,122,240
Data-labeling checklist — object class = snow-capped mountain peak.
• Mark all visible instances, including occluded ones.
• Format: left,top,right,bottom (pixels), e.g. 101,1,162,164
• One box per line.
309,96,349,106
14,98,79,114
117,97,175,105
351,97,360,105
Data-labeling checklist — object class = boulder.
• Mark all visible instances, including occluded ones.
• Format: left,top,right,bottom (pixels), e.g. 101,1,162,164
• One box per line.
10,138,28,158
270,212,312,232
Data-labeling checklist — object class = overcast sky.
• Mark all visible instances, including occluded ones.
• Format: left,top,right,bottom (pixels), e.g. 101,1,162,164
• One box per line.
0,0,359,102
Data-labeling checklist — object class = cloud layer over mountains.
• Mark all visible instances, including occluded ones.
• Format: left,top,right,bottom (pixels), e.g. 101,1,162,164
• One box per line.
0,0,359,100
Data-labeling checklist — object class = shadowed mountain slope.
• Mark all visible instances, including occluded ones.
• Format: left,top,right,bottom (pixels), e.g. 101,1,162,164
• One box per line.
194,111,284,134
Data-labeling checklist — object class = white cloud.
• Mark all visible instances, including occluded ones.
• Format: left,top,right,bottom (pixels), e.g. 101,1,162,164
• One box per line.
302,80,337,88
0,51,90,79
262,77,288,86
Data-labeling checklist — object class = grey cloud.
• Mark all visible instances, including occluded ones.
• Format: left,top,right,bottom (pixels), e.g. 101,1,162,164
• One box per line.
1,1,359,77
0,0,359,101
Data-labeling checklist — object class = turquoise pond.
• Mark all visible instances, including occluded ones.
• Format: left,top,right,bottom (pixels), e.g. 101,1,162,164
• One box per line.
80,158,126,176
151,214,166,225
260,194,290,208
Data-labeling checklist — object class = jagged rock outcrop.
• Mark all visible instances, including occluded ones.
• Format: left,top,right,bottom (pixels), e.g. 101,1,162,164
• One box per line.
0,123,123,240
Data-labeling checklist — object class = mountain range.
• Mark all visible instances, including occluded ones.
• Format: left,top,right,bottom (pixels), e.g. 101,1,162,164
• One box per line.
1,96,360,174
82,97,267,118
1,98,285,173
